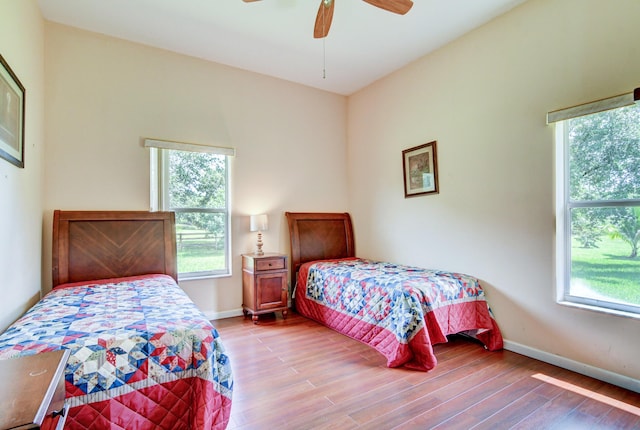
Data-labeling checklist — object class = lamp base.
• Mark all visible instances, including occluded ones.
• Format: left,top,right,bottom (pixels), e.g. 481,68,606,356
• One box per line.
255,231,264,255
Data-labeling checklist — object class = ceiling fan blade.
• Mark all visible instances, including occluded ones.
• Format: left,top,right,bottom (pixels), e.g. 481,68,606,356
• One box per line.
361,0,413,15
314,0,335,39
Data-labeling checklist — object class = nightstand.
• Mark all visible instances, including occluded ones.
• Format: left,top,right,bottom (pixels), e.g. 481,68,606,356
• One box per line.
242,252,289,323
0,349,70,430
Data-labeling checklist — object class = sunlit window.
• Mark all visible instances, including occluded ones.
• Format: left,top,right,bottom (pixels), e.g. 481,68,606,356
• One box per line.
552,91,640,316
147,140,233,279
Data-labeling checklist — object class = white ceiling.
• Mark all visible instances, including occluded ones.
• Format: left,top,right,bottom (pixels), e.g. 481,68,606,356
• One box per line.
37,0,526,95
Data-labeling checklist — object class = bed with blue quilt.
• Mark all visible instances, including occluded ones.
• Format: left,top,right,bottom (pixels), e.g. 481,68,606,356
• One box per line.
0,210,233,430
286,212,503,372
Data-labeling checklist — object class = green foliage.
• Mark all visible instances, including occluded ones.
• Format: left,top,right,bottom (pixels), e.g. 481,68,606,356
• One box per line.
169,151,226,209
569,105,640,201
572,208,603,248
568,103,640,258
168,151,227,235
606,207,640,258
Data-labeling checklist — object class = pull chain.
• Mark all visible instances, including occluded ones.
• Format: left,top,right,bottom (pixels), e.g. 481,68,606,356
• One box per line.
322,2,326,79
323,36,326,79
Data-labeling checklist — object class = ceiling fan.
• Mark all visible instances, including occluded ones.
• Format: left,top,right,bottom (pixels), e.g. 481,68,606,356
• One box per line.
242,0,414,39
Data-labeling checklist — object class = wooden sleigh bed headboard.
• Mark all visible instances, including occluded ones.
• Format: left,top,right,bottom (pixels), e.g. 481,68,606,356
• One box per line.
52,210,178,287
285,212,355,287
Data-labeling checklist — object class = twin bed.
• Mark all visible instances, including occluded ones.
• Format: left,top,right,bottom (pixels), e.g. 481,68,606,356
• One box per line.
286,212,503,371
0,211,232,430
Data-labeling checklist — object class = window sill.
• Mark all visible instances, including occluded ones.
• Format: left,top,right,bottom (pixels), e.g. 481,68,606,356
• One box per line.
557,300,640,320
178,272,232,282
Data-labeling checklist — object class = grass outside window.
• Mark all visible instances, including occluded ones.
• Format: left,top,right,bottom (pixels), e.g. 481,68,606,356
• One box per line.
571,235,640,306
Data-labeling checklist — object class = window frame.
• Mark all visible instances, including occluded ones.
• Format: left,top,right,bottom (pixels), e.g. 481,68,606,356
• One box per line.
552,90,640,318
147,140,234,280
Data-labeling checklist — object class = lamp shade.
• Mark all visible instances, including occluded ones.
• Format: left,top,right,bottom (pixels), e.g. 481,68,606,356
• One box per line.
250,214,268,232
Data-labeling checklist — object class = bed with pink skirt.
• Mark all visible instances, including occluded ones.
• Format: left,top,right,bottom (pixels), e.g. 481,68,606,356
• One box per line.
286,212,503,371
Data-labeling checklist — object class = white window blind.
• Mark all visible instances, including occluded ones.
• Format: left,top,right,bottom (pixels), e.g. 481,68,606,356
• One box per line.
144,138,235,156
547,88,639,124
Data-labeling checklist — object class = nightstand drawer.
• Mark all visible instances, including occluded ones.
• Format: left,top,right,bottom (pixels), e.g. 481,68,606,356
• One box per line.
256,257,285,271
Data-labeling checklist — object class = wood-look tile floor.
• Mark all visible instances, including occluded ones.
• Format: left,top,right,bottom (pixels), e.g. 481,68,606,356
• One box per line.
214,312,640,430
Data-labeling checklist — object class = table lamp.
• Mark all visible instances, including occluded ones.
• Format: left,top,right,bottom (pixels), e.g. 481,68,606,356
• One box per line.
250,214,268,255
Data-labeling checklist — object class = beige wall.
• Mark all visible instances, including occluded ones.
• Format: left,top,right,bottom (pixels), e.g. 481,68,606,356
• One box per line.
42,23,348,317
0,1,45,331
3,0,638,391
348,0,640,385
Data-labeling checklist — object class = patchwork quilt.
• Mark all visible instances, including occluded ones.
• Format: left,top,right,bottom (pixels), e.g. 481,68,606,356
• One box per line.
0,274,233,430
295,258,503,371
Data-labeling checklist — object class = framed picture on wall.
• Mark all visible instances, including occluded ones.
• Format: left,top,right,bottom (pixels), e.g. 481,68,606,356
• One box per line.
0,54,25,168
402,141,439,198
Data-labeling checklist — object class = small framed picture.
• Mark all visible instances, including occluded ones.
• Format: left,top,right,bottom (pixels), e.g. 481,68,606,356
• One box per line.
402,141,439,198
0,54,25,168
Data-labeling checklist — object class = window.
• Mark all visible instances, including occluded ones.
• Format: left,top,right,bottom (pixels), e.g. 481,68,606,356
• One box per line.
551,90,640,316
146,139,234,279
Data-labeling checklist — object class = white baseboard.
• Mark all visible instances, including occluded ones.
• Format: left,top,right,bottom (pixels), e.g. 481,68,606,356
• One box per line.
504,340,640,393
205,308,244,321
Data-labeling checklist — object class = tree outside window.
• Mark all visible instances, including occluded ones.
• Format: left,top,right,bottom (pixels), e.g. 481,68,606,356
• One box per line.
561,101,640,313
155,148,231,278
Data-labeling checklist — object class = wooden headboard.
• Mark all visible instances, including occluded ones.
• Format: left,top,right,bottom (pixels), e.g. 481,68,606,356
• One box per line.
285,212,355,287
52,210,178,287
